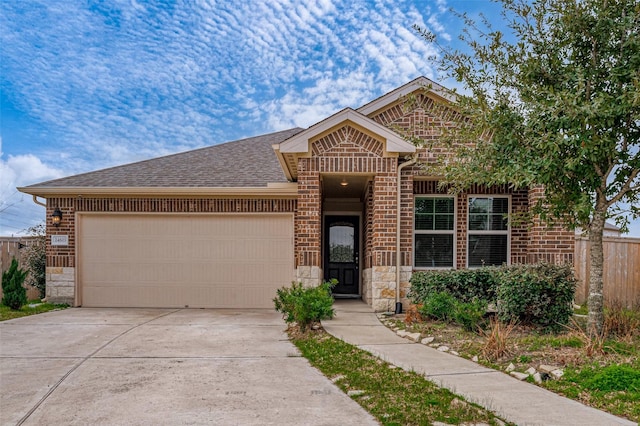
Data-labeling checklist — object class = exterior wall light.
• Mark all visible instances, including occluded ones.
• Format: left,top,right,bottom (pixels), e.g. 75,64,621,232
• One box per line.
340,178,348,187
51,208,63,227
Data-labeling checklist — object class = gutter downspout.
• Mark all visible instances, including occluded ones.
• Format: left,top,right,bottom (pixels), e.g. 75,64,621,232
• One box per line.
395,157,416,314
32,195,47,208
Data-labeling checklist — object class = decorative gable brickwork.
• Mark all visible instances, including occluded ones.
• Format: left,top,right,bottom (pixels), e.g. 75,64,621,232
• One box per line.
311,125,384,157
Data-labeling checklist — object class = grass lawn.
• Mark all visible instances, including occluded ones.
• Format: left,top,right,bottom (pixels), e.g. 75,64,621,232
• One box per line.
290,327,512,426
0,301,68,321
383,307,640,423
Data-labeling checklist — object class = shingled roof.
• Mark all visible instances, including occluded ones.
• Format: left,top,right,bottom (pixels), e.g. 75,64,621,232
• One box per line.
23,128,303,190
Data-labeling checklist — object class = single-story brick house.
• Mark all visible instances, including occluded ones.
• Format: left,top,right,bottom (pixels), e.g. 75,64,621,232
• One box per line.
19,77,574,311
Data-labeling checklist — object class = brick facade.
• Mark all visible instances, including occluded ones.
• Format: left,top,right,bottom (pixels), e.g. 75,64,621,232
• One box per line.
38,81,576,311
527,186,575,264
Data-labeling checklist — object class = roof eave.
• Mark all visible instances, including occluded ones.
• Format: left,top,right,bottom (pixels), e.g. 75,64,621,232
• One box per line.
17,183,298,198
271,145,294,181
278,108,416,155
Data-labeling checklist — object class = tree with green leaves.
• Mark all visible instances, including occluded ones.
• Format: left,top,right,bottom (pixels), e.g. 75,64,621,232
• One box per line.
22,223,46,299
2,258,28,310
416,0,639,335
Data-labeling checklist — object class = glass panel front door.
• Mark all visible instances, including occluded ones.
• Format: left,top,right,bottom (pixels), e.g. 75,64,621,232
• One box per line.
324,216,359,294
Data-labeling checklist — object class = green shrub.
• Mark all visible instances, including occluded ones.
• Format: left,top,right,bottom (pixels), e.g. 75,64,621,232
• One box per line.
408,268,498,305
23,223,46,298
409,263,577,333
453,299,488,332
420,291,457,322
273,280,336,331
420,292,487,332
497,263,576,332
2,259,28,310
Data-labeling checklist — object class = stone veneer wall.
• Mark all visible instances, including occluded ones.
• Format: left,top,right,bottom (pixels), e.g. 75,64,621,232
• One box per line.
362,266,413,312
45,197,297,305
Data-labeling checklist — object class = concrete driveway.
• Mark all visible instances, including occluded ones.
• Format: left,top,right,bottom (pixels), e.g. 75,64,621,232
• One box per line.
0,308,377,426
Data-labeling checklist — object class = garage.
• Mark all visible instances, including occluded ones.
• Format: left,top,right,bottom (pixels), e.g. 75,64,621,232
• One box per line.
77,213,294,308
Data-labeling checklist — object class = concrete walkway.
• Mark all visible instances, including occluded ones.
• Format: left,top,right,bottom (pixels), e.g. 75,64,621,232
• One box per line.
322,300,635,426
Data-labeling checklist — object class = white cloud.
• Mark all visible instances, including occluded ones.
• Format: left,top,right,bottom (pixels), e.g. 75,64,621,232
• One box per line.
1,1,444,169
0,139,65,235
0,0,451,237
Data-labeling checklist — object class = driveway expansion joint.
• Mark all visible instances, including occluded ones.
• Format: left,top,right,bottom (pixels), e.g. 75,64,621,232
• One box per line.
15,308,182,426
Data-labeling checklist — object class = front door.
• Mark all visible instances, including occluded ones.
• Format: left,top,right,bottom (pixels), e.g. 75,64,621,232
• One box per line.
324,215,359,295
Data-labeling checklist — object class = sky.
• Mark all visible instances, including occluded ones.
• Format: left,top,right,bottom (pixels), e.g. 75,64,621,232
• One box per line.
1,0,638,237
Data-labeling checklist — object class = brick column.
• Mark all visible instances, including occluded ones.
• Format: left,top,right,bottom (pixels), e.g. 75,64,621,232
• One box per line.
46,198,76,305
295,159,322,286
369,159,398,311
398,168,414,306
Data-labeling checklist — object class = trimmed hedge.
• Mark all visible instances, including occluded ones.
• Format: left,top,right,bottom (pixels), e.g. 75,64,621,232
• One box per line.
409,263,577,332
408,268,499,303
497,263,577,331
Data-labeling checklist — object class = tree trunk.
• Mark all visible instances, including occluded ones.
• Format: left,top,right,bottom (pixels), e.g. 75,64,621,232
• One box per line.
586,197,606,336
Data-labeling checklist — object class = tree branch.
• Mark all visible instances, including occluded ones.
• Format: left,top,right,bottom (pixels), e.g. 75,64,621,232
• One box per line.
607,168,640,207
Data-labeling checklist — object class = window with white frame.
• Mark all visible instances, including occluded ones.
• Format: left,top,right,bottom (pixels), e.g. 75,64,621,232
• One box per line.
467,196,509,267
414,197,455,268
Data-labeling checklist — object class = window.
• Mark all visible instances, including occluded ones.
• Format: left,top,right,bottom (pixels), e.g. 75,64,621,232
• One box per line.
468,197,509,267
414,197,455,268
329,223,355,263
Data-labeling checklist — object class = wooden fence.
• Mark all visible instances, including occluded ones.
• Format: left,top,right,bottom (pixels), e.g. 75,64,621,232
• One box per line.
0,237,41,301
574,236,640,307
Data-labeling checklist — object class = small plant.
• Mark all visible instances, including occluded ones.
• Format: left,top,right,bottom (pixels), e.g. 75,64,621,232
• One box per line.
2,259,28,310
409,268,498,305
582,365,640,392
604,301,640,341
518,355,532,363
273,280,336,331
419,291,457,322
481,317,516,361
22,223,46,298
420,292,488,332
568,317,607,357
454,299,488,332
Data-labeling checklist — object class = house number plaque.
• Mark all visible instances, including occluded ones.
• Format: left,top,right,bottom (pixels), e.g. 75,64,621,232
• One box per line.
51,235,69,246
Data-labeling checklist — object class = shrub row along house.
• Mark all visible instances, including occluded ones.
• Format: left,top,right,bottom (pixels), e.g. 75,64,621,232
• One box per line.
18,77,574,311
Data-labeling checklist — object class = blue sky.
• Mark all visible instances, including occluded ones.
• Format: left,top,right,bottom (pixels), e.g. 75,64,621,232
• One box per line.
1,0,638,237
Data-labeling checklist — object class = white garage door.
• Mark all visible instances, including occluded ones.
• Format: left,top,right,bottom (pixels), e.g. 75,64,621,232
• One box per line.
77,213,294,308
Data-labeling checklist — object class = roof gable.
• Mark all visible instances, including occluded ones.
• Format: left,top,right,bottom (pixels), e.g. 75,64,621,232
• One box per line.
357,76,457,118
273,108,415,180
312,125,384,157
